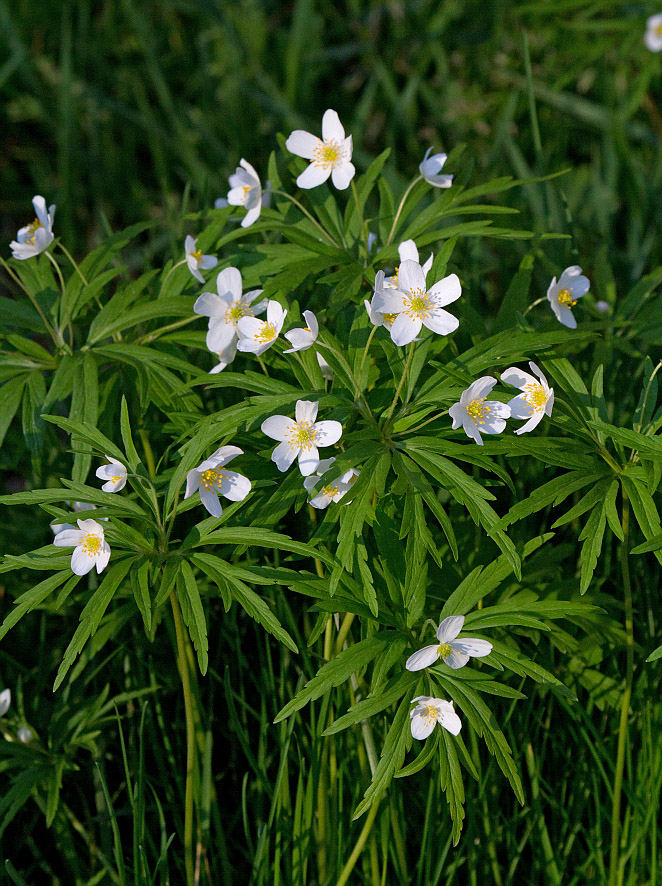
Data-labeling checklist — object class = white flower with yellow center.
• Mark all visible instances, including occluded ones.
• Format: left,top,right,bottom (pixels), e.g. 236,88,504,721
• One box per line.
194,267,266,357
185,446,251,518
261,400,343,476
10,195,56,260
383,239,433,289
53,518,111,576
501,361,554,435
645,13,662,51
410,696,461,740
185,235,218,284
371,259,461,347
237,299,287,356
284,310,319,353
406,615,492,672
449,376,510,446
419,148,454,189
286,109,355,191
226,158,265,228
546,265,590,329
0,688,10,717
95,456,127,493
303,457,359,509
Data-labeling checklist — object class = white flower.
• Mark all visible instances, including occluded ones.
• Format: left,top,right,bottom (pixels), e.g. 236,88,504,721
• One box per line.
209,339,238,374
226,159,265,228
546,265,590,329
261,400,343,476
317,352,333,380
383,239,433,289
501,361,554,436
0,689,10,717
449,376,510,446
284,310,319,353
194,267,266,357
286,109,355,191
371,259,461,347
53,518,111,576
419,148,454,189
303,457,359,509
645,13,662,51
184,445,251,518
17,727,33,743
185,235,218,284
410,696,461,739
95,456,127,493
406,615,493,672
51,501,96,536
237,299,287,355
10,196,55,260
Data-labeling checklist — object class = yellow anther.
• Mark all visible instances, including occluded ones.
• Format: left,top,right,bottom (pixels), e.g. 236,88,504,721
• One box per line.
200,468,226,491
25,217,43,245
81,533,101,555
465,397,491,425
255,322,276,343
322,483,338,496
557,288,577,308
524,382,547,410
438,642,452,658
229,303,251,323
191,248,203,264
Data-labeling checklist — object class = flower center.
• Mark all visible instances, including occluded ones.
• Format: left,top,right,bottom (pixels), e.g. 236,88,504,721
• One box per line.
383,313,397,326
438,642,452,658
322,483,338,496
228,303,252,324
255,322,277,343
110,475,122,484
81,533,102,555
523,382,547,411
314,140,342,168
191,248,203,265
288,421,318,450
656,23,662,37
422,704,439,726
25,217,43,245
200,468,226,491
405,288,432,318
465,397,491,424
557,288,577,308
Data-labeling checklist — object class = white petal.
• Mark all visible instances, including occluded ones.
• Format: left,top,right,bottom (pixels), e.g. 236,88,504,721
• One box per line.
241,203,261,228
185,469,199,499
272,440,299,472
286,130,319,159
236,316,263,340
452,638,493,657
423,309,459,336
206,321,236,353
199,485,223,517
71,545,96,575
266,300,286,330
194,292,226,319
297,163,332,189
262,415,297,441
216,267,243,301
462,416,484,446
331,162,355,190
96,542,111,573
302,310,319,337
398,239,419,263
239,158,260,183
322,109,345,142
500,366,537,390
507,393,536,421
448,402,465,430
480,416,508,435
390,312,421,346
227,185,248,207
428,273,462,307
398,260,426,295
199,255,218,270
208,445,243,467
442,649,470,669
53,529,83,547
298,444,320,476
313,420,342,446
296,400,319,425
462,376,497,403
439,710,462,736
514,411,545,435
410,711,437,740
219,470,251,502
372,290,407,314
185,235,196,255
405,645,439,671
309,490,333,509
0,688,10,716
284,328,315,352
437,615,465,643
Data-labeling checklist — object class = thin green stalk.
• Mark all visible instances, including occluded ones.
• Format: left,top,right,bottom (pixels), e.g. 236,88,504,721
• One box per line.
170,591,196,886
351,178,369,261
0,255,63,348
137,315,197,345
334,612,355,656
609,497,634,886
384,342,416,423
268,188,340,248
45,251,74,346
386,174,423,246
158,258,187,299
397,408,448,436
57,240,89,286
356,325,378,394
336,797,382,886
522,296,546,316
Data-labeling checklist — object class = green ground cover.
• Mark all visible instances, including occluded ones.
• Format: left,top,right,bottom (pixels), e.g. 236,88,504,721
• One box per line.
1,1,662,884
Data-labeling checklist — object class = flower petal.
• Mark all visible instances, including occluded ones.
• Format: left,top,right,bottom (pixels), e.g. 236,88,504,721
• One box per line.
428,273,462,307
262,415,296,441
405,645,440,671
438,709,462,735
437,615,465,643
390,312,420,346
398,239,419,263
296,400,319,425
372,290,407,314
463,376,497,403
219,470,251,502
442,649,470,669
297,163,332,189
331,162,355,190
53,529,83,547
286,130,319,159
194,292,225,319
410,711,437,740
71,546,97,575
298,444,320,476
206,321,236,353
313,420,342,446
452,638,493,657
322,108,345,142
199,484,223,517
398,260,426,295
272,440,299,472
423,308,459,336
500,366,537,390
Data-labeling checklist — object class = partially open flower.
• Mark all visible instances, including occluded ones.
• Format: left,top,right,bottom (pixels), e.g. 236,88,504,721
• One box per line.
10,196,55,260
419,148,454,188
95,456,127,493
284,310,318,353
53,518,111,576
286,109,355,190
185,235,218,283
546,265,590,329
410,696,461,739
449,376,510,446
185,446,251,517
261,400,343,476
501,362,554,435
194,267,266,358
226,159,265,228
237,300,287,356
303,457,359,509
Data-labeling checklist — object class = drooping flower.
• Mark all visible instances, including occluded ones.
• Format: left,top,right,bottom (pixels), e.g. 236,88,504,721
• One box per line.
364,271,396,331
383,239,433,289
406,615,493,671
194,267,266,359
209,339,238,375
51,501,97,536
501,361,554,436
237,299,287,355
303,457,359,509
645,13,662,51
261,400,343,476
546,265,590,329
284,310,318,353
371,259,461,347
10,196,56,260
419,148,454,189
0,688,10,717
95,456,127,493
449,377,510,446
410,696,462,739
226,159,265,228
286,109,355,191
53,518,111,576
317,352,333,380
184,446,251,518
185,235,218,284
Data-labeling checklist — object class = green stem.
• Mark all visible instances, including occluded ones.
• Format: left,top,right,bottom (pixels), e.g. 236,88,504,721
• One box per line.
609,497,634,886
137,315,197,345
384,342,416,423
170,591,196,886
0,255,62,348
522,296,546,317
351,178,369,261
336,797,382,886
356,325,378,395
334,612,355,656
57,241,89,286
386,175,423,246
158,258,187,299
268,189,340,248
317,340,379,431
396,409,449,436
45,251,73,346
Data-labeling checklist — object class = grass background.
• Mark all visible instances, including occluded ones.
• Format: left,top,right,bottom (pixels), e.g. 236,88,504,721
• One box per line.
1,1,662,884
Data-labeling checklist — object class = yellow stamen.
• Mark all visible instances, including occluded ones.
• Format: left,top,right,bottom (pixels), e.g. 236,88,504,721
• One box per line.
25,217,43,245
404,288,433,318
111,475,122,484
523,382,546,412
438,642,452,658
383,312,398,326
200,468,227,491
287,421,318,450
81,533,101,556
557,288,577,308
322,483,338,497
656,23,662,37
228,303,252,324
313,139,342,168
191,248,203,265
422,704,439,726
465,397,492,425
255,322,276,343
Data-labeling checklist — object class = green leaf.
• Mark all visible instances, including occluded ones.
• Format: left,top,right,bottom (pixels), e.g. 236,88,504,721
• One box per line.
70,353,99,483
646,644,662,662
0,375,27,448
177,560,208,674
130,558,153,634
395,728,440,778
323,671,417,736
494,253,534,332
0,570,74,641
439,728,466,845
42,413,125,463
119,395,142,472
